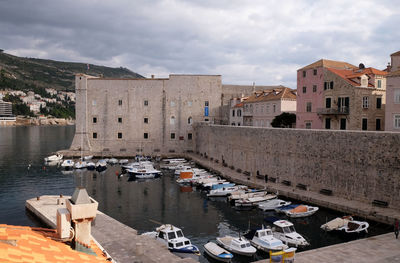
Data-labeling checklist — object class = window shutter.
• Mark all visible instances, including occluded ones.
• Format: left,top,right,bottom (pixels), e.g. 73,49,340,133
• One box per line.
330,81,334,89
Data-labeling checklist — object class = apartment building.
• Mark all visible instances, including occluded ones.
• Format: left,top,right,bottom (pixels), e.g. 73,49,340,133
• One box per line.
385,51,400,131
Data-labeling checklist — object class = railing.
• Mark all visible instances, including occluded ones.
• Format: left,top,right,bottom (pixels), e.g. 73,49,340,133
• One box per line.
316,107,349,115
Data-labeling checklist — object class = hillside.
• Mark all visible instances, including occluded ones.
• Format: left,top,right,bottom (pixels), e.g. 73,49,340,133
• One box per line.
0,50,144,91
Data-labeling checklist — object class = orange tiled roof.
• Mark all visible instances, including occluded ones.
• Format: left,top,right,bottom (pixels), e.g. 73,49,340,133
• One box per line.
244,87,296,103
0,224,108,263
299,59,357,71
327,67,387,87
233,102,244,108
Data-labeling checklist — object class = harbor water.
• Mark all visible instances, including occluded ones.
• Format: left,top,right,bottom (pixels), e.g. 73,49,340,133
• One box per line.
0,126,391,262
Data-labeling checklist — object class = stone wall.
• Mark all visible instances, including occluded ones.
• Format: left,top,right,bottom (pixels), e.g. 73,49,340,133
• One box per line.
194,124,400,208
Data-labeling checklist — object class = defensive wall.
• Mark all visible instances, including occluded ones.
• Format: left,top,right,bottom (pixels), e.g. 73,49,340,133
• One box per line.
193,123,400,209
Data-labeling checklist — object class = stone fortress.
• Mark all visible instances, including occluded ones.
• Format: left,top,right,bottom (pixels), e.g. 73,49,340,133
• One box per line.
68,71,400,210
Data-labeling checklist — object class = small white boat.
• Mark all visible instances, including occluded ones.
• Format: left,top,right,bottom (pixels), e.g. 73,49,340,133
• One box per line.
61,159,74,170
258,199,291,211
216,235,256,257
95,160,107,172
207,186,248,197
244,226,288,252
142,224,200,260
86,162,96,170
271,220,309,247
44,153,63,162
228,190,270,204
174,166,193,175
283,205,319,218
338,220,369,234
127,164,161,179
74,160,87,169
108,158,118,164
235,194,276,208
321,216,353,231
119,159,129,165
203,242,233,262
83,155,93,161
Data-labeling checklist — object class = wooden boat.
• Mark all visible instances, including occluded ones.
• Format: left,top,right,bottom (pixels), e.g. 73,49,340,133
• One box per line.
203,242,233,262
283,205,319,218
216,235,256,257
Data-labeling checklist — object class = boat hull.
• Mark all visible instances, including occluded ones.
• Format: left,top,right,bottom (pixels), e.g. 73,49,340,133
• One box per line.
204,249,232,262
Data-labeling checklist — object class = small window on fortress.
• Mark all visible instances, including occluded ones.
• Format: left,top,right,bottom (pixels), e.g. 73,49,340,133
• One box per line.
144,133,148,139
144,100,148,106
118,132,122,139
171,133,175,139
188,133,192,140
205,101,209,107
188,117,193,124
188,101,192,107
144,117,148,123
118,99,122,106
118,117,122,123
93,132,97,139
170,116,175,125
93,117,97,123
170,101,175,107
92,100,96,106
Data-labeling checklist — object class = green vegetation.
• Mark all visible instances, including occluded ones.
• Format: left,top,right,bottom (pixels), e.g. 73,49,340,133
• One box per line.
271,112,296,128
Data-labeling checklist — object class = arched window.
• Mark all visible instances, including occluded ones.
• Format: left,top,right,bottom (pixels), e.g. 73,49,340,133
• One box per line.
188,116,193,124
170,116,175,125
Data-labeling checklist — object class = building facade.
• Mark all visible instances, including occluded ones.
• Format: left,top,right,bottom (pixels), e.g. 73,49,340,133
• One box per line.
242,87,296,127
297,59,357,129
317,66,386,130
70,74,222,156
229,98,244,126
385,51,400,131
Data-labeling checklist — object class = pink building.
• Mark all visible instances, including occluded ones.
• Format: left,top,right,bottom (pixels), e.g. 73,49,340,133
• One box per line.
296,59,357,129
385,51,400,131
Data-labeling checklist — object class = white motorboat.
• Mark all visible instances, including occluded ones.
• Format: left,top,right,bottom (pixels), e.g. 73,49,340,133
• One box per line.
95,160,107,172
44,153,63,162
74,160,87,169
207,186,248,197
216,235,256,257
235,194,276,208
244,226,288,252
127,164,161,179
119,159,129,164
108,158,118,164
283,205,319,218
174,166,193,175
203,242,233,262
258,199,291,211
61,159,74,170
228,190,270,204
86,161,96,170
270,219,309,247
142,224,200,260
338,220,369,234
83,155,93,161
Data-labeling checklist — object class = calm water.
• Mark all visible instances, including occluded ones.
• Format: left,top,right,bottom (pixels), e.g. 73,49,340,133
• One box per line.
0,126,391,262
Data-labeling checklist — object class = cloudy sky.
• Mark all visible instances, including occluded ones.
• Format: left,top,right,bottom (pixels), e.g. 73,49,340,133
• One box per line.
0,0,399,88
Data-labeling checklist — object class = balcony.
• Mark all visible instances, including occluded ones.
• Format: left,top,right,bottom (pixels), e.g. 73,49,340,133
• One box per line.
317,107,349,115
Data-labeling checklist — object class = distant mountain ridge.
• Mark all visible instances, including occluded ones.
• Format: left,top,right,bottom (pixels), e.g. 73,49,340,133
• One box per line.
0,50,144,91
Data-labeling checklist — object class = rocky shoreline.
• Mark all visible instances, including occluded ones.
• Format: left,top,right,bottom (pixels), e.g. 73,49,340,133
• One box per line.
0,117,75,126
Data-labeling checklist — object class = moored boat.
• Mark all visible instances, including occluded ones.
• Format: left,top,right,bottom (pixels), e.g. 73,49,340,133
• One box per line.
258,199,291,211
119,159,129,165
203,242,233,262
235,194,276,208
74,160,87,169
108,158,118,164
86,161,96,170
266,218,309,247
216,235,256,257
61,159,74,170
142,224,200,260
338,220,369,234
207,186,248,197
244,225,288,252
44,153,63,162
95,160,107,172
283,205,319,218
83,155,93,161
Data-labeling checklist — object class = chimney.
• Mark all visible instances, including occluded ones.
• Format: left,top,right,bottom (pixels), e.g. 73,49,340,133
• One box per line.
66,187,98,254
359,63,365,69
387,62,392,72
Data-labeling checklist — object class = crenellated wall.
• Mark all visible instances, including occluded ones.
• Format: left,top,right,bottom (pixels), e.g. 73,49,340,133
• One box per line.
194,123,400,208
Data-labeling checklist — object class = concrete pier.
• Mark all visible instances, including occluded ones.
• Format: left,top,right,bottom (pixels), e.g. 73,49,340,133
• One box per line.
26,195,196,263
186,153,400,225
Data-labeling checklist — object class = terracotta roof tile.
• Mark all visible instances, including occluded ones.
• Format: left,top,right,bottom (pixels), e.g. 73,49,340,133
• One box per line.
0,224,108,263
327,67,386,87
299,59,357,71
243,87,295,104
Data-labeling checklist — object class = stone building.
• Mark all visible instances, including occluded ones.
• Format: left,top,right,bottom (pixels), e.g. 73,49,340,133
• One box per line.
385,51,400,131
318,65,387,130
229,98,246,126
70,74,222,156
242,86,296,127
297,59,357,129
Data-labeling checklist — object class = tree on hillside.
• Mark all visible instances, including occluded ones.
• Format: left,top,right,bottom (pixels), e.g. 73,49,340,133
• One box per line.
271,112,296,128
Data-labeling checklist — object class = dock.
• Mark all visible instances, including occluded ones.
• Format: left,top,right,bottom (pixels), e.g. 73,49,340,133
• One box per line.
186,153,400,225
26,195,196,263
